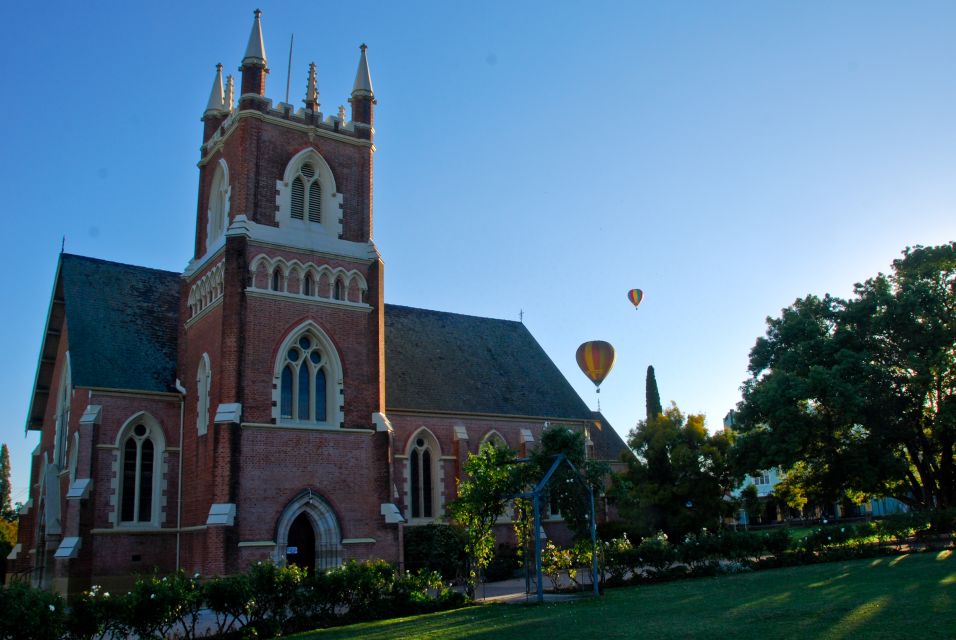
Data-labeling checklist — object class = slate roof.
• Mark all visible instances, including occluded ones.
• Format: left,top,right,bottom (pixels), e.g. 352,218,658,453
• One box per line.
60,254,181,393
384,304,593,421
590,411,631,463
30,256,595,426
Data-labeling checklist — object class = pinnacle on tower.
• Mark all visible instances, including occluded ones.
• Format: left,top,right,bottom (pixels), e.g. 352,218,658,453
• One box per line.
243,8,267,66
304,62,319,112
239,9,270,99
349,44,375,136
204,64,227,115
225,75,235,111
351,44,374,98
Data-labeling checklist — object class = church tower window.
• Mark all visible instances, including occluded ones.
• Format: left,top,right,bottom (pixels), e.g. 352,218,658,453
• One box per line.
290,162,322,223
205,161,230,252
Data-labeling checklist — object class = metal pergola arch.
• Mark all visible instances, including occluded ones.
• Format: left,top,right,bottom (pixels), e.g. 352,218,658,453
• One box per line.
513,453,600,603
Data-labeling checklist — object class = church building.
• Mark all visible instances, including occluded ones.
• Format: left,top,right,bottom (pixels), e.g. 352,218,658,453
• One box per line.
10,10,626,598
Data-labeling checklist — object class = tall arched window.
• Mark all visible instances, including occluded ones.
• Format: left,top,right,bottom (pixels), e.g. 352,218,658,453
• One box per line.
118,418,163,525
206,161,230,251
407,431,441,521
303,273,315,296
53,355,72,469
197,354,211,436
271,268,284,292
279,334,328,422
290,162,322,223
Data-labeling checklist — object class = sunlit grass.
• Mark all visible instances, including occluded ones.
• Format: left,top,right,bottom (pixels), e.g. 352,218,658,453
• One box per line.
293,552,956,639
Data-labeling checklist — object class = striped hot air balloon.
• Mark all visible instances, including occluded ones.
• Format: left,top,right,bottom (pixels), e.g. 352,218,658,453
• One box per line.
575,341,616,392
627,288,644,310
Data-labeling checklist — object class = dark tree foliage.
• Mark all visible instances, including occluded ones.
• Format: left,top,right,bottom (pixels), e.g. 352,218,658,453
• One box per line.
0,444,13,522
734,243,956,509
528,426,609,540
615,405,734,539
646,366,663,422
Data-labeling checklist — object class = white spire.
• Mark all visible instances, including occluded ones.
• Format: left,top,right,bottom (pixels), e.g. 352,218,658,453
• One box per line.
351,44,374,98
304,62,319,110
242,9,267,66
204,64,227,114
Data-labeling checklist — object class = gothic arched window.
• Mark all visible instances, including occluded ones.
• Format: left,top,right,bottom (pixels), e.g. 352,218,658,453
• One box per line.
407,431,440,520
53,355,72,469
271,268,283,292
206,161,230,251
197,354,211,436
303,273,315,296
279,333,328,422
290,162,322,223
118,420,163,525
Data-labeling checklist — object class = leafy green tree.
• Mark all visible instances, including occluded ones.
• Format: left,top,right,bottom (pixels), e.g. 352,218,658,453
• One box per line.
448,442,521,598
615,405,734,539
771,470,808,520
741,484,761,525
646,366,663,422
0,444,14,521
528,426,609,540
735,243,956,509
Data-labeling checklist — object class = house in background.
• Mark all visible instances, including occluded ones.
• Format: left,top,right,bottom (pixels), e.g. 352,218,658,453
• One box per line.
9,10,627,599
723,412,907,525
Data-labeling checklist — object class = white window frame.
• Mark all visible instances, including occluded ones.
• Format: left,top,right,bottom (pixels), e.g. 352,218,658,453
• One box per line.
275,149,343,237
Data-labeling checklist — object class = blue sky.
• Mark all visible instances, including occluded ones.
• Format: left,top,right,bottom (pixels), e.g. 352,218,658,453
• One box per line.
2,2,954,500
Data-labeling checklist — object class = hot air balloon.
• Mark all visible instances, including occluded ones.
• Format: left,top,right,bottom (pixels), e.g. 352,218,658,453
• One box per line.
575,341,616,393
627,289,644,310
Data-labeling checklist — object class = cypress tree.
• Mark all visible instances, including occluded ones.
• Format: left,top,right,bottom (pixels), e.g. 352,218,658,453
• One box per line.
646,366,663,422
0,444,12,521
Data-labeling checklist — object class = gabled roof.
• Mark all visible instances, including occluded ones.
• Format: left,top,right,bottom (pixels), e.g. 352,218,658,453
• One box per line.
27,254,181,429
590,411,631,463
384,304,593,421
61,254,181,393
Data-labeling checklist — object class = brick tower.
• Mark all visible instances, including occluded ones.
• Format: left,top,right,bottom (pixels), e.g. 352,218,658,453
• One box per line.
179,9,398,575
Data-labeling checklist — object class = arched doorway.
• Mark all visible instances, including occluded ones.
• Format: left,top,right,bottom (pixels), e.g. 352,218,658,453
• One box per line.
286,512,316,572
274,489,344,571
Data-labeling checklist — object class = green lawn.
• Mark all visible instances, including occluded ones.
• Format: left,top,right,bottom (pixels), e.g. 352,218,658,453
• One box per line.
293,551,956,639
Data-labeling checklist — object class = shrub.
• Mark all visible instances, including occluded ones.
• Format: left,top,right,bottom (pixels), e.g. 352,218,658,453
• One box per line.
679,529,721,570
118,571,205,640
601,535,637,585
336,559,397,622
638,531,675,575
403,524,468,582
761,527,791,559
243,561,305,635
541,541,573,590
0,580,66,640
484,544,519,582
203,573,253,637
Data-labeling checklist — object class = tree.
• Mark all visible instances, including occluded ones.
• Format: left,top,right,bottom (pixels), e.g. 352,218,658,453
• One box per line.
740,484,762,525
0,444,14,522
734,243,956,510
646,366,663,422
447,442,521,598
615,405,734,539
528,426,609,540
